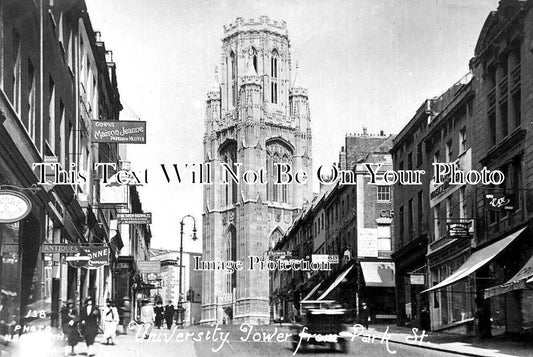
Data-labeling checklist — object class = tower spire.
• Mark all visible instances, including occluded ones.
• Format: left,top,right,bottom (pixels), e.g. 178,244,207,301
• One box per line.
209,66,220,92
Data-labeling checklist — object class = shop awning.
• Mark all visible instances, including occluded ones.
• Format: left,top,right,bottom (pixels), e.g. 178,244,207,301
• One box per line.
360,262,395,287
484,253,533,299
423,227,526,294
317,265,354,300
302,282,322,301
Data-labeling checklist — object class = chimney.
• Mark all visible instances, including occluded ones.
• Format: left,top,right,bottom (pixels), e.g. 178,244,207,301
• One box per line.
362,127,368,136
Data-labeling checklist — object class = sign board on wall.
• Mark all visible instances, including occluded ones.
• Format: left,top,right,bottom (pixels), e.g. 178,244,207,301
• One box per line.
138,260,161,274
429,149,471,208
117,213,152,224
485,193,515,212
357,228,378,258
0,190,32,224
99,180,127,205
410,274,425,285
80,246,110,269
91,120,146,144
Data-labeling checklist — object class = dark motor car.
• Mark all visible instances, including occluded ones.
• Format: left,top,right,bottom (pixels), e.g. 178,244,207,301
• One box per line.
290,300,350,353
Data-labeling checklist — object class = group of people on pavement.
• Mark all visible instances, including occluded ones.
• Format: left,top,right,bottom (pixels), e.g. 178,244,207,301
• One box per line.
139,299,177,339
60,296,121,356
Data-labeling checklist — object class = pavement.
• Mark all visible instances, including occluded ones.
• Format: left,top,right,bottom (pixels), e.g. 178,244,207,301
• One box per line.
348,323,533,357
1,323,532,357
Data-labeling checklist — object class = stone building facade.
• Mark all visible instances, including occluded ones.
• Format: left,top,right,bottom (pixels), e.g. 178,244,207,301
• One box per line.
202,17,313,324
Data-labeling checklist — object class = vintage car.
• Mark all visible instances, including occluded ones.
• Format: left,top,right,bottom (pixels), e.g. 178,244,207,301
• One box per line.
290,300,350,353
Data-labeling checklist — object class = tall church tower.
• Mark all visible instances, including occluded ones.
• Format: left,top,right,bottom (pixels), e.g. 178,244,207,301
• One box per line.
202,16,312,324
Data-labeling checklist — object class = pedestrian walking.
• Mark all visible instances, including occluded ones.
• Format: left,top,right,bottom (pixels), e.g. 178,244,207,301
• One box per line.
154,301,164,329
79,297,100,356
420,306,431,332
140,299,154,339
60,299,79,356
120,297,131,335
102,299,119,345
359,302,372,329
164,301,175,330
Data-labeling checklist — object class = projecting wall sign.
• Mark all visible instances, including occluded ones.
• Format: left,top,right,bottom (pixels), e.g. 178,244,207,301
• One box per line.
91,120,146,144
0,190,32,224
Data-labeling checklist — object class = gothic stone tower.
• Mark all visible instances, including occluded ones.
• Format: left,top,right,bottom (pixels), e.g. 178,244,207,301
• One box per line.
201,16,312,324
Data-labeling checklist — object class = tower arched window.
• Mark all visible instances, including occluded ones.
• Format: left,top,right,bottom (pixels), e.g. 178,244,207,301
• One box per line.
266,140,293,203
226,225,237,293
230,51,237,108
251,47,258,73
270,50,279,104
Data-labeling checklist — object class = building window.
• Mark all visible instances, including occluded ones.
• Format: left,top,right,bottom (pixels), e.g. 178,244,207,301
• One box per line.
377,186,391,202
47,77,56,153
407,152,413,170
500,101,508,138
271,50,278,104
59,101,66,167
459,187,466,219
408,199,413,241
445,140,452,163
488,111,496,147
434,204,441,240
251,47,258,73
459,127,466,154
446,196,453,222
416,142,423,167
27,60,36,141
512,90,521,129
399,206,404,246
377,225,392,251
417,190,423,233
12,30,21,115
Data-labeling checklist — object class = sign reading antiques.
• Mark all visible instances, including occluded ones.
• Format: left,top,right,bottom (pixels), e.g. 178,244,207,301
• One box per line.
447,222,472,239
117,213,152,224
91,120,146,144
0,190,32,224
42,244,79,254
485,193,515,212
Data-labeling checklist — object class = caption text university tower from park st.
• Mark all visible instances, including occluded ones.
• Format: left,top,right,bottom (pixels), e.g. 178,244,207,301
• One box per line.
202,16,313,325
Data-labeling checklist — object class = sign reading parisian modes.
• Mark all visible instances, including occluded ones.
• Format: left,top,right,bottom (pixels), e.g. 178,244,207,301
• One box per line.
0,190,32,224
138,260,161,274
117,213,152,224
485,192,515,212
91,120,146,144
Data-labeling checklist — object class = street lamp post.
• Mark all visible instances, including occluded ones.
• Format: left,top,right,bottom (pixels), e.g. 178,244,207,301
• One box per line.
176,215,197,329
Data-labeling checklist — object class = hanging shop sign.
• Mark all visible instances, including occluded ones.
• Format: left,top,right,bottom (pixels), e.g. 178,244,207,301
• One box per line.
91,120,146,144
138,260,161,274
410,274,425,285
117,213,152,224
80,246,110,269
485,193,515,212
447,222,472,239
42,244,79,254
0,190,32,224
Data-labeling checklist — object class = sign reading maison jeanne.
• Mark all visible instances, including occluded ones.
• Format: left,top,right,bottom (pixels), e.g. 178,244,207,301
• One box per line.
0,190,32,224
117,213,152,224
91,120,146,144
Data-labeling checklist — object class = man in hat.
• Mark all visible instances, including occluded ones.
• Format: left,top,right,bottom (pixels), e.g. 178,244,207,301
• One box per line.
164,300,175,330
60,299,79,356
359,302,372,329
79,297,100,356
120,296,131,335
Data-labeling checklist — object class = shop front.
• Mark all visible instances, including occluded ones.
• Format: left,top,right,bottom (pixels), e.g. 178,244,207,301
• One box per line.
359,261,396,321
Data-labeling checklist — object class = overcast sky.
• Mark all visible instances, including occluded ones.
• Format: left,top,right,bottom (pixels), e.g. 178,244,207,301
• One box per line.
86,0,499,252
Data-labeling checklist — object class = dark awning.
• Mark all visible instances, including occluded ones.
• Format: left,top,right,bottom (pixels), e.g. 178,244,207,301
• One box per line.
423,227,526,294
317,265,354,300
484,253,533,299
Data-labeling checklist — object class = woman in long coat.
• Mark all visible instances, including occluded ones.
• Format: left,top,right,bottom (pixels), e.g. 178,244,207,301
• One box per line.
60,299,79,356
79,297,100,356
102,299,119,344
